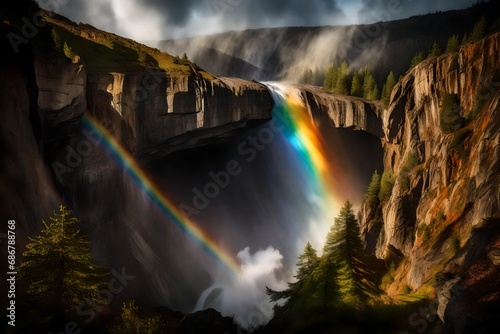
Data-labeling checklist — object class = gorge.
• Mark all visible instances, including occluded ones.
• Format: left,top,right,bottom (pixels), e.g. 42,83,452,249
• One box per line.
1,3,499,333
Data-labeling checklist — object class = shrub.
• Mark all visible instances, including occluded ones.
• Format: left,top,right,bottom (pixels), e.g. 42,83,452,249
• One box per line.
111,301,163,334
379,171,396,202
418,224,431,243
399,153,418,192
439,93,463,133
63,42,72,58
381,261,396,289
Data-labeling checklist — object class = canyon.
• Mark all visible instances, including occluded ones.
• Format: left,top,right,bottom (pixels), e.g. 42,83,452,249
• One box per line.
1,6,499,333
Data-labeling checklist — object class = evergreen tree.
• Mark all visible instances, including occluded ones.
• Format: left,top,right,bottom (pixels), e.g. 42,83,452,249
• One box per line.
365,171,381,204
324,64,338,91
328,201,380,309
295,242,320,281
19,205,107,315
350,71,363,97
267,242,321,313
410,51,425,68
313,231,340,313
381,71,396,106
461,33,469,45
363,71,379,100
470,16,488,42
181,52,189,61
300,68,314,85
335,61,349,95
427,40,442,57
445,34,460,53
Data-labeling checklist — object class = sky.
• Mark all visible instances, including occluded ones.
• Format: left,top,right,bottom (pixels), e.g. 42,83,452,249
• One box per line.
41,0,480,41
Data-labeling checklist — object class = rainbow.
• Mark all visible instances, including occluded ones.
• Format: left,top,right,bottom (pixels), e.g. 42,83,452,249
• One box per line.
81,114,241,276
265,83,342,247
266,83,336,200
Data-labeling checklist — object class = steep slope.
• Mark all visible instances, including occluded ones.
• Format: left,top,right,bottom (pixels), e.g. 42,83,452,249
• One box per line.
159,1,500,83
38,11,273,162
1,9,273,310
360,32,500,332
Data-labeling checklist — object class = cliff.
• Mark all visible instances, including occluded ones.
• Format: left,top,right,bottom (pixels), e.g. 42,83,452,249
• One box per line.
360,32,500,332
36,12,272,164
1,10,273,310
2,5,499,332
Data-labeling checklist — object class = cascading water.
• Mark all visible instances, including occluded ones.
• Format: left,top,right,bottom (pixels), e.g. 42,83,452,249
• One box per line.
74,83,382,328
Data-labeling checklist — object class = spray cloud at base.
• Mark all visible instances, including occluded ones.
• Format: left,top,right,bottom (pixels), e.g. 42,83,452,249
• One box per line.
139,83,382,326
71,83,383,328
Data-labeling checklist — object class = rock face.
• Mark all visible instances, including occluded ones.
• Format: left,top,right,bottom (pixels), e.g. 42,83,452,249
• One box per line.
293,84,385,138
84,71,272,161
35,56,272,163
1,15,273,309
360,32,500,332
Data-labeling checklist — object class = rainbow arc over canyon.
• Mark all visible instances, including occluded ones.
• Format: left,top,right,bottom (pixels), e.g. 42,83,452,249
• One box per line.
81,114,242,276
81,84,339,277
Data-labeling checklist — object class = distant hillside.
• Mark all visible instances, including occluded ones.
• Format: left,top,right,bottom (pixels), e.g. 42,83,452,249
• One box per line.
158,1,500,84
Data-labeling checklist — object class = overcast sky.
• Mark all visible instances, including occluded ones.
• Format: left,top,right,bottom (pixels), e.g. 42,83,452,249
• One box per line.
42,0,479,41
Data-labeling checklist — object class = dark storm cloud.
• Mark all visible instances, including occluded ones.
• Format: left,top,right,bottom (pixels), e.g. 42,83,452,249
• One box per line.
140,0,199,26
43,0,346,40
42,0,480,40
357,0,478,23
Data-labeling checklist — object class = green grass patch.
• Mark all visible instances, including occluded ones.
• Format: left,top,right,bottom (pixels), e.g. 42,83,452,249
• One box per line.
51,25,153,73
49,22,212,78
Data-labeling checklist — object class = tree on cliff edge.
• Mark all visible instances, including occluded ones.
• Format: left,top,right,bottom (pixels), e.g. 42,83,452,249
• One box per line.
19,205,108,316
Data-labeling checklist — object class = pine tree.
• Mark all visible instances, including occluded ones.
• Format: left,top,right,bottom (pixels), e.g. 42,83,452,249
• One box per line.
410,51,425,68
295,242,320,281
470,16,488,42
267,242,321,316
19,205,108,315
461,33,469,45
181,52,189,61
350,71,363,97
328,201,380,309
365,171,381,204
363,71,379,100
335,61,349,95
324,64,338,91
381,71,396,106
428,41,442,58
313,231,340,313
445,34,460,53
301,68,315,85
